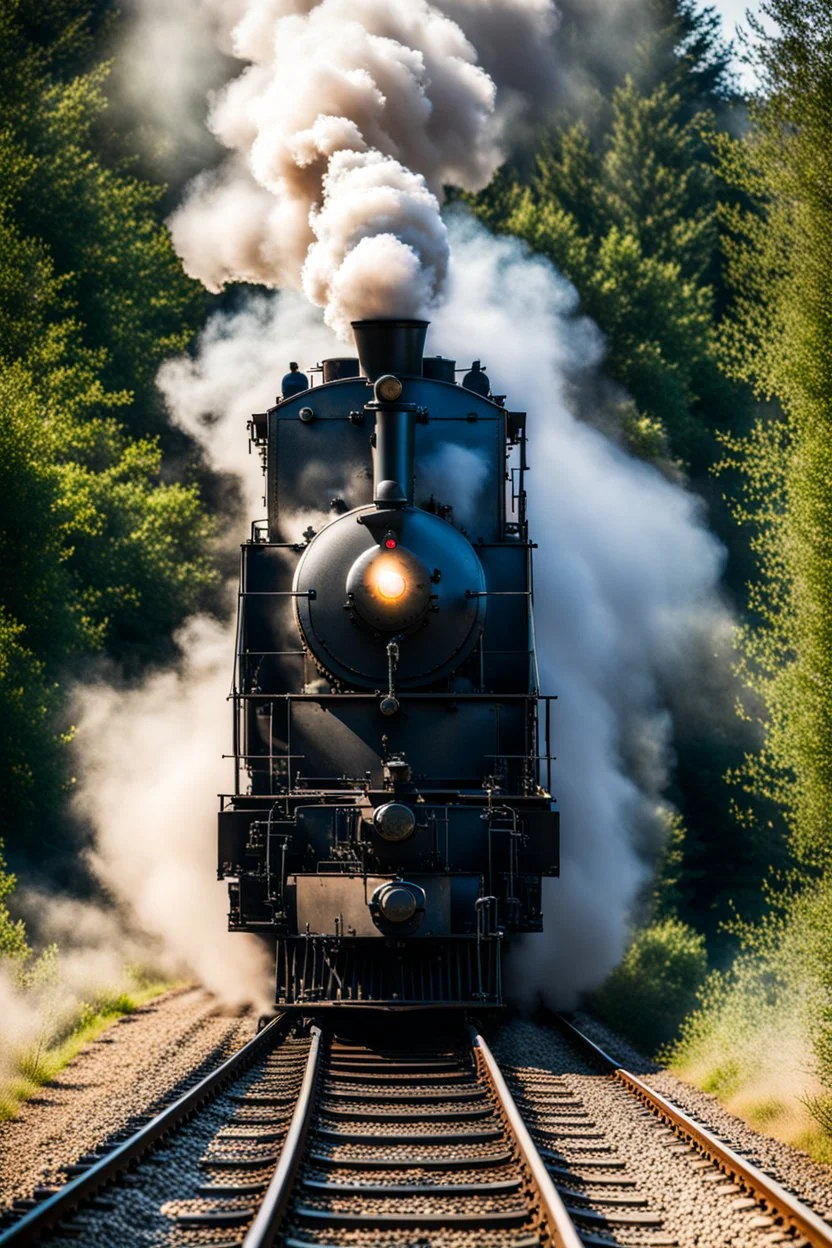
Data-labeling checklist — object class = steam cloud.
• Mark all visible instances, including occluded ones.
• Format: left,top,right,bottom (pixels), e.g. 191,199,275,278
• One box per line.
150,215,729,1007
168,0,559,334
65,0,730,1011
434,219,729,1005
71,616,272,1010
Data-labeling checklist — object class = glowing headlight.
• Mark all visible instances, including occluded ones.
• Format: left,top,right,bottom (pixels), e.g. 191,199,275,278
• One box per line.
346,544,431,632
375,566,407,601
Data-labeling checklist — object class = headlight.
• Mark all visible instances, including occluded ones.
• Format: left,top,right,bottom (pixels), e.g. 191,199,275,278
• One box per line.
375,374,403,403
374,564,407,602
346,545,431,632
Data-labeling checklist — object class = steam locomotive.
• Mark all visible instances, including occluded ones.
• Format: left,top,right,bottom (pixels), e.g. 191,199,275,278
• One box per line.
217,318,558,1009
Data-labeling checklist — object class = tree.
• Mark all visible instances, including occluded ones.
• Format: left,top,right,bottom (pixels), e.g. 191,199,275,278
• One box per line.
718,1,832,872
0,2,218,859
468,0,774,948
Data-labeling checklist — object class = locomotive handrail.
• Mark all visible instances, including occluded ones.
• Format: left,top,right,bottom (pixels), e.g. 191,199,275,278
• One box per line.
238,589,316,597
465,589,532,597
231,691,558,700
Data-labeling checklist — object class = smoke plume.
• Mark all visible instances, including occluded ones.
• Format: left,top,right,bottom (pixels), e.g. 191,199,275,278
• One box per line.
71,0,730,1011
432,217,728,1006
168,0,559,334
71,615,272,1010
148,213,729,1007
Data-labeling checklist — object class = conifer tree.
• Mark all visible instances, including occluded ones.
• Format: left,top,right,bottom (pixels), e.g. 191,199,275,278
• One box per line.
0,2,218,858
719,0,832,871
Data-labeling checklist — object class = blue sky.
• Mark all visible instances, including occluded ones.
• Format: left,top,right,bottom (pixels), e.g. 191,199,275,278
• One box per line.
711,0,759,29
706,0,768,89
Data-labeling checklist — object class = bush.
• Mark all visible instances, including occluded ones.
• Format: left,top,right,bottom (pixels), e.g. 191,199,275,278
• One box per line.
591,916,708,1055
667,877,832,1156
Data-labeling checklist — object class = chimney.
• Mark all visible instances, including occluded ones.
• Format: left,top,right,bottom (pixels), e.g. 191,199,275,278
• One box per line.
351,319,429,381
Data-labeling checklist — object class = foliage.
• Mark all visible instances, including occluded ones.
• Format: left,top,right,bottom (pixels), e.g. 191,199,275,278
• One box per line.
0,2,218,856
592,916,708,1056
717,0,832,874
663,0,832,1152
668,875,832,1157
471,4,747,475
0,964,175,1121
0,843,31,962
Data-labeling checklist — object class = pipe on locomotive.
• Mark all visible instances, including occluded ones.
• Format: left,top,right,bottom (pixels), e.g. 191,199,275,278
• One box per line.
351,319,428,509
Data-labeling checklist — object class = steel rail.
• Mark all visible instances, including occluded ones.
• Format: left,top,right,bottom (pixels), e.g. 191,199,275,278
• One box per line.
242,1026,322,1248
556,1014,832,1248
0,1014,288,1246
468,1027,584,1248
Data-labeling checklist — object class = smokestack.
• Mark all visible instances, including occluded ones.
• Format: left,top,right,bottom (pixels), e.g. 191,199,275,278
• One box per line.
351,319,429,381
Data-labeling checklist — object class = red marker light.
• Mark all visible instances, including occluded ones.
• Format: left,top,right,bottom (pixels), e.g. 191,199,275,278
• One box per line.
384,536,397,550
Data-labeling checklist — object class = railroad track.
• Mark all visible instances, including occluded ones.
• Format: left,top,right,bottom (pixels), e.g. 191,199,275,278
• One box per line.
255,1023,580,1248
497,1015,832,1248
0,1014,306,1246
4,1012,832,1247
0,1019,579,1248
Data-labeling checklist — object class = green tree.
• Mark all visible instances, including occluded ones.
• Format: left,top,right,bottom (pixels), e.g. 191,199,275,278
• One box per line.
0,0,205,436
0,2,218,857
472,2,749,476
709,0,832,1116
470,0,771,949
719,0,832,871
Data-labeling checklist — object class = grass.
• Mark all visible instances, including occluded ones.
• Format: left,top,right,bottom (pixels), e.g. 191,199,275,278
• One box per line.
0,974,181,1121
591,880,832,1163
664,877,832,1163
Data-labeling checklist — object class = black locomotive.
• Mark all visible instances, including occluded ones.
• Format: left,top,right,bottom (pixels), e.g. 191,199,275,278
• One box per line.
218,318,558,1009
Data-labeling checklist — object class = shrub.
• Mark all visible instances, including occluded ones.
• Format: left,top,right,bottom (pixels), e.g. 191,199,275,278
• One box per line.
591,916,708,1055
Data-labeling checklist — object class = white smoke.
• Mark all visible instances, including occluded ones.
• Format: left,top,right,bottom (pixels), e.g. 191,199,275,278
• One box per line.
157,291,341,514
419,443,490,527
167,0,559,334
432,216,728,1006
106,0,245,179
71,615,272,1010
146,213,729,1008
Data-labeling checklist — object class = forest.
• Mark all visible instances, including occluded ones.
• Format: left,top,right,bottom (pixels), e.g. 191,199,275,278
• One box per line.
1,0,831,1153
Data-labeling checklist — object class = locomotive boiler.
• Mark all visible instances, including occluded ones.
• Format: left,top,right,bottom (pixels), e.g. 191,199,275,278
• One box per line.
217,318,558,1008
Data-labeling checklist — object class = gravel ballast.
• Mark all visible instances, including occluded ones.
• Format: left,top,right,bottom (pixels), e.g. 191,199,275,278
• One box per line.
0,986,255,1213
572,1010,832,1224
493,1018,824,1248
